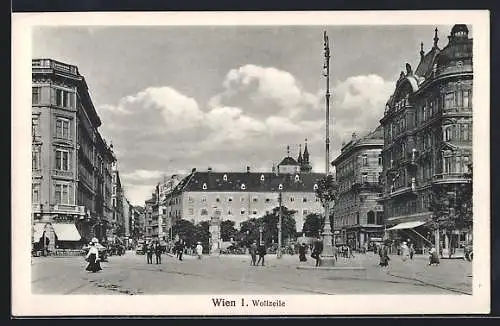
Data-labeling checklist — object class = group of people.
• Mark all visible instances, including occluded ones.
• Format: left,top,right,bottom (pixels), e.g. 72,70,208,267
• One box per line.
249,240,267,266
145,240,163,264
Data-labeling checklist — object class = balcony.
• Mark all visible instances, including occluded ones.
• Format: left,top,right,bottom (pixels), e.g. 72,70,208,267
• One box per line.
432,173,471,184
52,170,74,178
32,59,79,75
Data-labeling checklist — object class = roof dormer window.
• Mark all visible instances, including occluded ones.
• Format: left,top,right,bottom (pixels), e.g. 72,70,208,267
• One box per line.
294,174,300,182
313,184,318,190
241,184,246,190
260,174,265,181
278,184,283,190
202,183,207,190
223,174,228,181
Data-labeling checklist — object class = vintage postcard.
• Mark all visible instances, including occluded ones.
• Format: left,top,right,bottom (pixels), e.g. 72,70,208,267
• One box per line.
12,11,490,316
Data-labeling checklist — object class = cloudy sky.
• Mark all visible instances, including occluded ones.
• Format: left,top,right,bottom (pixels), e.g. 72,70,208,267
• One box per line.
32,24,454,205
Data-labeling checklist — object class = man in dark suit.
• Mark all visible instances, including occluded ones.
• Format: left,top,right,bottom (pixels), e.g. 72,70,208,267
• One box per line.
312,237,323,267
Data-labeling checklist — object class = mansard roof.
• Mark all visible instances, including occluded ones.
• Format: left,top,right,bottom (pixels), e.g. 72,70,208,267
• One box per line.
169,171,325,195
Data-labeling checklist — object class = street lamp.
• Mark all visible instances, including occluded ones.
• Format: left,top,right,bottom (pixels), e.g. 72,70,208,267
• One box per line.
259,226,263,245
277,189,283,259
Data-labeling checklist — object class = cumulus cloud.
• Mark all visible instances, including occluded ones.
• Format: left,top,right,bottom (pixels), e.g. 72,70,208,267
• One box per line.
98,65,393,205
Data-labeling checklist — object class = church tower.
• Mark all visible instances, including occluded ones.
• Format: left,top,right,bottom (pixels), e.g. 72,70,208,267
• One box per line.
300,139,312,173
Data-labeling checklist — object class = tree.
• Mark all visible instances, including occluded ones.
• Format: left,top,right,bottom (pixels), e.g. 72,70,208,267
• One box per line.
429,164,473,257
220,220,238,242
260,206,297,246
172,219,196,246
194,221,210,253
302,213,322,237
238,217,262,247
315,174,338,225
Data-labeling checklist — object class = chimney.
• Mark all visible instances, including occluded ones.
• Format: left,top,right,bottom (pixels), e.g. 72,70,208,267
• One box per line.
246,166,250,173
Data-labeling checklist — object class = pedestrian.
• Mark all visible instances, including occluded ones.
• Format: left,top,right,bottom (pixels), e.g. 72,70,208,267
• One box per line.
196,241,203,260
409,243,415,260
312,237,323,267
178,240,184,261
85,241,102,273
348,245,355,258
429,246,440,266
379,243,390,268
257,243,266,266
332,244,338,261
401,241,410,262
249,240,258,266
154,240,162,264
146,242,153,264
298,242,307,262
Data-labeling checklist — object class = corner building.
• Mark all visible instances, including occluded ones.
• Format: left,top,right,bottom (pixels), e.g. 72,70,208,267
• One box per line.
32,59,116,250
379,25,473,253
331,127,384,249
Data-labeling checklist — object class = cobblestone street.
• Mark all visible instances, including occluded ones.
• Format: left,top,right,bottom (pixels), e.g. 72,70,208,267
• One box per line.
31,251,472,295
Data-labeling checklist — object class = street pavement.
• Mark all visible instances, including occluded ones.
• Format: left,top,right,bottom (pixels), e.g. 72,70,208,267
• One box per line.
31,251,472,295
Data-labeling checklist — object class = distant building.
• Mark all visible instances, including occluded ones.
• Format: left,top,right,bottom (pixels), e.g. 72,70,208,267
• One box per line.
32,59,116,250
379,25,473,255
331,127,384,249
163,141,324,233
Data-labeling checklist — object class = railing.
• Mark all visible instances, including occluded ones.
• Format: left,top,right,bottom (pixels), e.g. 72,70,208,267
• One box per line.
52,170,74,178
433,173,471,183
32,59,79,75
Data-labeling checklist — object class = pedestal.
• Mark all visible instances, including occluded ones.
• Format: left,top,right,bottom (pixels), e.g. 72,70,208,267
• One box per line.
320,228,336,267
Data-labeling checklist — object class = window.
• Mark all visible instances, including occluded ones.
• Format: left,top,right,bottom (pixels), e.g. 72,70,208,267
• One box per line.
461,124,471,141
252,210,258,215
32,87,41,105
303,209,308,216
201,208,208,215
240,209,246,215
362,172,368,183
367,211,375,224
422,105,427,121
241,184,246,190
32,147,40,170
54,89,74,108
260,174,265,181
265,198,271,203
112,174,116,183
463,90,471,108
295,175,300,182
227,210,232,215
443,155,453,174
278,184,283,190
303,197,307,203
32,183,40,203
240,196,245,202
223,174,228,181
55,118,70,139
55,183,70,204
201,196,207,203
228,197,233,202
444,92,455,110
290,197,294,202
112,186,116,195
32,116,39,139
55,149,70,171
202,183,207,190
188,208,194,215
313,184,318,190
216,197,220,202
253,197,258,202
444,125,453,141
112,198,116,207
378,154,382,166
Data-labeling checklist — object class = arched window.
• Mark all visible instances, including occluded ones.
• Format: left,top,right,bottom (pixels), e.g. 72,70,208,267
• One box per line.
295,174,300,182
367,211,375,224
260,174,265,181
202,183,207,190
223,174,228,181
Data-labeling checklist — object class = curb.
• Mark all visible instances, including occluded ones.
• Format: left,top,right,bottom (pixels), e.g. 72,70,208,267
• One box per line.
297,266,366,271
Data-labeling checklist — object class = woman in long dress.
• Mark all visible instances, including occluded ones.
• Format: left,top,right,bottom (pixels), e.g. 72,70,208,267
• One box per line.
85,242,102,273
196,242,203,259
379,244,390,267
401,242,410,262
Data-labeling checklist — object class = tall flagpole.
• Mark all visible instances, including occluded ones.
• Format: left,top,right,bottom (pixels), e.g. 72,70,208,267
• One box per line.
320,30,336,267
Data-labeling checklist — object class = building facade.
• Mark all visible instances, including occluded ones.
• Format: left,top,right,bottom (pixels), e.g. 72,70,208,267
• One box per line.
331,127,385,249
379,25,473,255
162,143,324,233
32,58,116,250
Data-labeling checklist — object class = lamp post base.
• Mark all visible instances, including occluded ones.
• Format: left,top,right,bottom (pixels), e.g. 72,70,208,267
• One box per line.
319,255,336,267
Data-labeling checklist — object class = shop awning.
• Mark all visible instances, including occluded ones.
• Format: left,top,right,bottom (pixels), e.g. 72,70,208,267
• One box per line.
33,224,45,241
387,220,426,231
52,223,81,241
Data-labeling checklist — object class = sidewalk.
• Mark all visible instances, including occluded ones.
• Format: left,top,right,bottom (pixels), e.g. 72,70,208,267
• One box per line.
385,254,472,294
